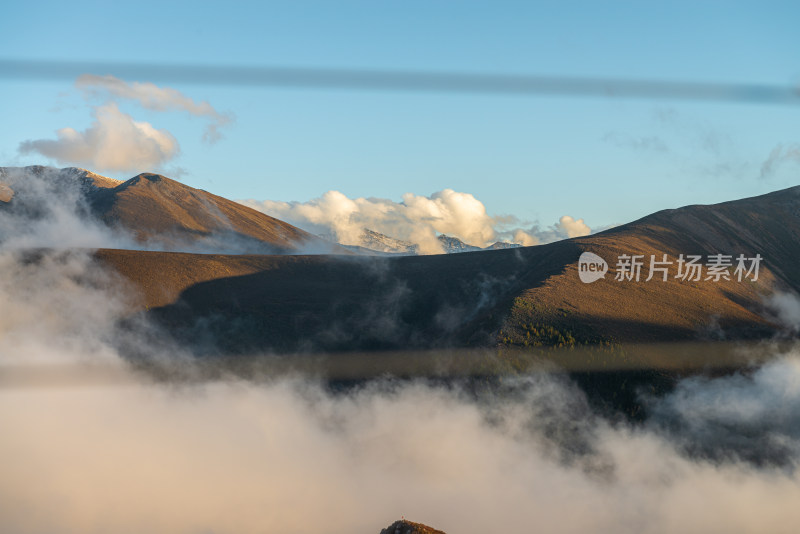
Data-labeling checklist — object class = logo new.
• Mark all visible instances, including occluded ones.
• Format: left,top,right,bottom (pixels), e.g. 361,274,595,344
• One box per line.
578,252,608,283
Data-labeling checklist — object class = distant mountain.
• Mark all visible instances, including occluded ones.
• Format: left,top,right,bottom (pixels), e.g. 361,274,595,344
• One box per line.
344,228,520,255
485,240,522,250
437,234,482,253
0,166,340,254
358,228,418,254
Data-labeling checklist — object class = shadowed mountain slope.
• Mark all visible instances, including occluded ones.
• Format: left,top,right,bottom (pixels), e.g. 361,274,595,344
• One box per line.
99,243,574,354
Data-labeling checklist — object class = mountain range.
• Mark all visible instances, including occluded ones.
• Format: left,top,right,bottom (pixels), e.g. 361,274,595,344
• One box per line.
2,166,799,361
339,228,520,255
0,166,515,255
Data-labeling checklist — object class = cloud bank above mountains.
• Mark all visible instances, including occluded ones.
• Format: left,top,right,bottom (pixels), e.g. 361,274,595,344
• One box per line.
14,74,593,249
242,190,591,253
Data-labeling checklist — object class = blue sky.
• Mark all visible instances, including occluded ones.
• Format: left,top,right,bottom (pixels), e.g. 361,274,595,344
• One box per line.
1,0,798,241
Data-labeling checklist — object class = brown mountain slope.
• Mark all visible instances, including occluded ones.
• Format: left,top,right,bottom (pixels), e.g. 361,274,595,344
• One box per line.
89,172,335,253
0,166,340,254
502,184,800,347
96,184,800,356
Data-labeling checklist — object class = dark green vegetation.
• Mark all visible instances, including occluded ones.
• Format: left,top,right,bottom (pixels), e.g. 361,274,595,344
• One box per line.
498,296,617,348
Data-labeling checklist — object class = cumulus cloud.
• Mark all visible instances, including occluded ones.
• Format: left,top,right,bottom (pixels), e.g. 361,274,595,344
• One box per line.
76,74,234,143
556,215,591,238
18,75,232,174
241,190,591,253
512,228,539,247
242,189,496,254
19,102,179,174
507,215,592,247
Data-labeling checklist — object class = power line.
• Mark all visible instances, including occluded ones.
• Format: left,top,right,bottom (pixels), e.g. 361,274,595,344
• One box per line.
1,58,798,105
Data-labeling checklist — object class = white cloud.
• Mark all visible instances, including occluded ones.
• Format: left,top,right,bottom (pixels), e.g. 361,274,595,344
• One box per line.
767,292,800,332
18,75,231,174
244,189,496,254
507,215,592,247
242,190,590,253
556,215,591,238
512,229,539,246
19,102,179,174
76,74,233,143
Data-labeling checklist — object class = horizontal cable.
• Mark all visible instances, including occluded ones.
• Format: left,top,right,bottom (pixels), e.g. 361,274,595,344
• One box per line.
1,58,798,105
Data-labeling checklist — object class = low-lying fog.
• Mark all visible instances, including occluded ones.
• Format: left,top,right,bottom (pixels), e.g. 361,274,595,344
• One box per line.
2,168,800,533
